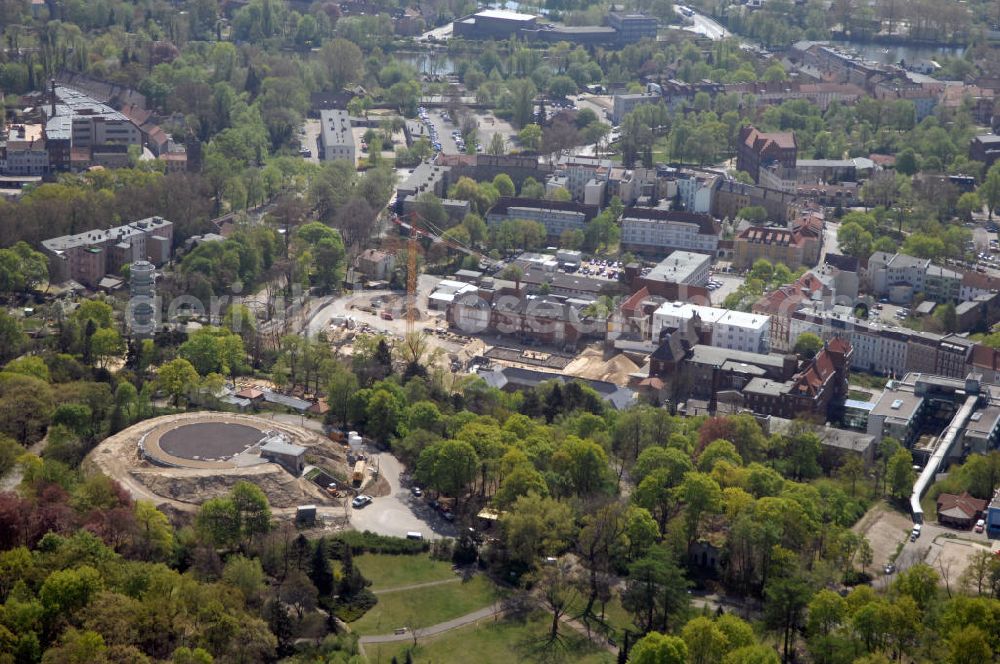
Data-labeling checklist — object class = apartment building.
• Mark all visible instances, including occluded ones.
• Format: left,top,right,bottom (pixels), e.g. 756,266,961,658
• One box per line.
42,217,173,287
620,208,720,256
3,125,48,175
611,92,661,124
652,302,770,354
675,172,717,214
868,252,961,304
319,109,356,163
733,221,822,270
555,156,612,202
485,197,599,239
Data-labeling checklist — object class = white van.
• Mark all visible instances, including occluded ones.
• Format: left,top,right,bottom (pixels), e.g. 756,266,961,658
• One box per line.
406,531,423,540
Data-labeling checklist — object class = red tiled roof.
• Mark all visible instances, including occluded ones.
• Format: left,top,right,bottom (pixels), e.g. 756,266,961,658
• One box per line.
744,126,797,151
936,492,987,519
620,287,650,315
826,336,851,355
738,226,802,247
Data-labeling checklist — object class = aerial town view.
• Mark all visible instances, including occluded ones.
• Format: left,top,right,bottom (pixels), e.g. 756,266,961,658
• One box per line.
2,0,1000,662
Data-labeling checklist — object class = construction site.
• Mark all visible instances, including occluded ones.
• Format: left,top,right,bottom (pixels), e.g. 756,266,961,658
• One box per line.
85,412,355,525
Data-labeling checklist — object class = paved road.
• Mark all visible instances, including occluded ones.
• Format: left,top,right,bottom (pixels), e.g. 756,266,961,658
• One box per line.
672,6,730,40
359,602,502,644
819,219,841,265
349,448,458,540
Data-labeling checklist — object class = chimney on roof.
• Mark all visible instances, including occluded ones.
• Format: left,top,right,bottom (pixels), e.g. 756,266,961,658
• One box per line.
50,79,56,118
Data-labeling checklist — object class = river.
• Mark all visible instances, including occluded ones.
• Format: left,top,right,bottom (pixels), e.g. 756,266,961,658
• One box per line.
836,41,966,66
395,51,458,75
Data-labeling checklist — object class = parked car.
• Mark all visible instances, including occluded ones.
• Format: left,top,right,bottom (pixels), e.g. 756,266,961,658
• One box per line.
352,495,373,508
884,563,896,575
411,486,423,497
975,518,985,533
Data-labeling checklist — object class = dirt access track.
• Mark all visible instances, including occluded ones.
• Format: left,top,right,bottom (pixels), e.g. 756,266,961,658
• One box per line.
84,412,349,521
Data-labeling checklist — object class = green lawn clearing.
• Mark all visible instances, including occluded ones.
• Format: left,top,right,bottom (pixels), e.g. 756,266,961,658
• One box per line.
355,554,458,592
350,574,499,635
363,612,615,664
567,591,636,639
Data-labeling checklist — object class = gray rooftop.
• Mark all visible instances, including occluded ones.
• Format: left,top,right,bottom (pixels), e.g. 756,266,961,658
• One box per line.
744,377,788,396
262,391,312,411
42,217,172,253
320,109,354,148
645,251,711,283
260,438,307,457
688,345,789,370
819,428,876,452
870,387,924,423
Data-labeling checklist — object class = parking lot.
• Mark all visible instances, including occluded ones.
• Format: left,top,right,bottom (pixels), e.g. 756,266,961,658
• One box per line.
708,273,744,306
300,119,321,164
418,106,518,155
578,258,623,280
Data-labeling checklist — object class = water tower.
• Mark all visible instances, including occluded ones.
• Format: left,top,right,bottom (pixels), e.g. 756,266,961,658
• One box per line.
128,260,157,338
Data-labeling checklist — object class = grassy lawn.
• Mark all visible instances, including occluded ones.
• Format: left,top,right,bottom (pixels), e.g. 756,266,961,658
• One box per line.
350,574,499,635
364,612,615,664
850,373,890,391
848,389,874,402
567,592,636,639
355,554,458,592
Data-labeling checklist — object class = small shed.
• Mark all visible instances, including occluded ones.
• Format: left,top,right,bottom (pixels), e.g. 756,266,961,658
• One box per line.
296,505,317,526
260,435,307,475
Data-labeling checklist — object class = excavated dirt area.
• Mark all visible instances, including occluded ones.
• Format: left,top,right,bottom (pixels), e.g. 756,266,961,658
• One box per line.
85,412,350,520
562,347,640,385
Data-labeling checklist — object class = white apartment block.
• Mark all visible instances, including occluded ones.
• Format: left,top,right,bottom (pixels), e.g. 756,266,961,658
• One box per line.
675,174,716,214
319,110,356,163
652,302,770,353
620,209,720,255
789,305,909,375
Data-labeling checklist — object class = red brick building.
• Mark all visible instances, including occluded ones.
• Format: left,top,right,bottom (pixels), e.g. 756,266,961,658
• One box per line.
736,126,797,183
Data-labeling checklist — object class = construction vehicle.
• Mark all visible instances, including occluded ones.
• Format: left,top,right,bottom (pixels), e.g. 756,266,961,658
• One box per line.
352,460,366,486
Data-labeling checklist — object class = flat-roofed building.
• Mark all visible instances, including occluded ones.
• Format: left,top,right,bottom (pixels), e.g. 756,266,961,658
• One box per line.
643,251,711,287
653,302,770,353
42,216,173,287
611,92,660,124
453,9,538,39
620,208,720,256
318,109,355,163
485,197,599,240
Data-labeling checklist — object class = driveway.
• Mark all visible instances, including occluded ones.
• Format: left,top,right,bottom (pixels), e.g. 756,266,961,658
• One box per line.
349,448,458,541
